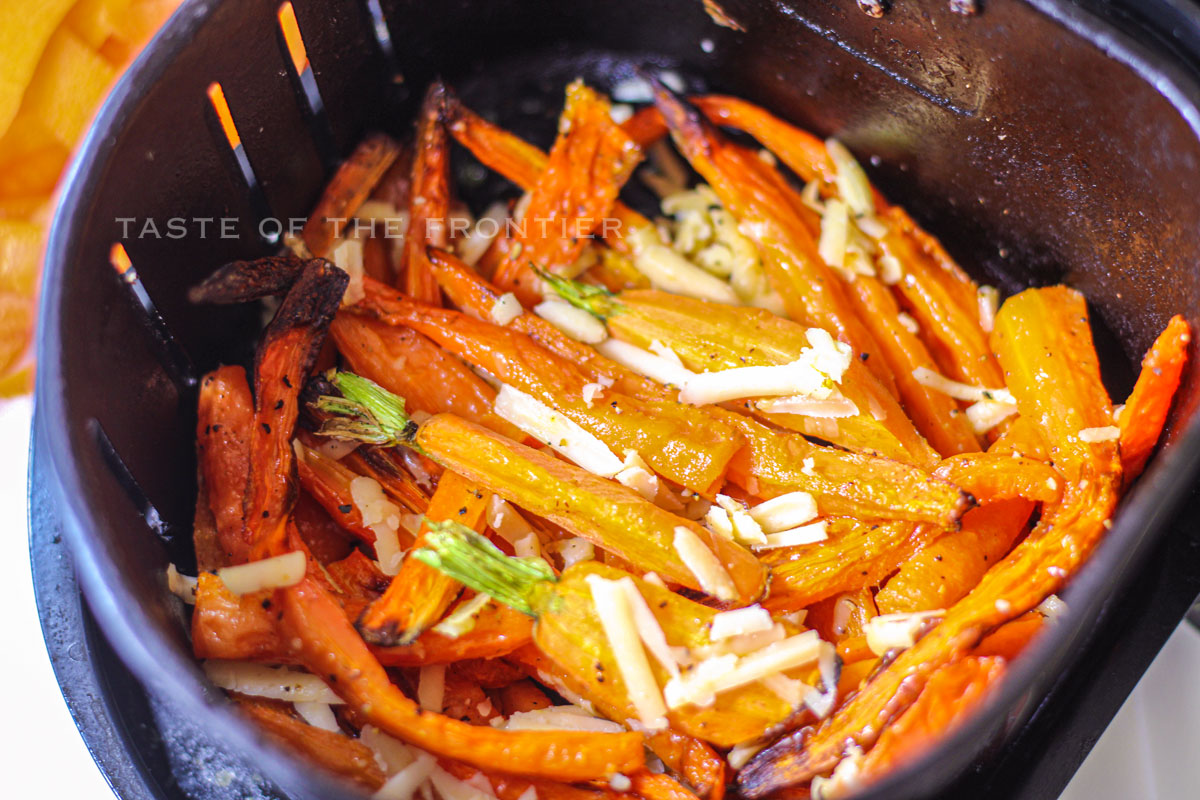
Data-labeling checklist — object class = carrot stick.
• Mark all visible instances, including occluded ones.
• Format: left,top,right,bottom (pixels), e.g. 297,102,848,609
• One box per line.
629,770,703,800
1120,314,1190,482
357,279,740,494
874,499,1033,614
357,471,490,645
191,573,286,662
806,588,878,645
491,81,641,305
372,602,533,666
404,83,450,304
973,613,1045,659
853,657,1007,785
986,415,1049,460
933,453,1062,504
303,133,401,257
644,731,727,800
497,680,555,714
761,519,932,611
244,260,348,562
291,493,356,565
279,574,645,781
196,366,253,568
294,441,384,544
234,696,386,791
331,311,525,440
440,761,631,800
342,446,433,514
647,84,896,394
738,287,1122,796
846,275,982,456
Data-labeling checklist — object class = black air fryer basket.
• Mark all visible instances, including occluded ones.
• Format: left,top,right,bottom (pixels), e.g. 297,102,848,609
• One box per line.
30,1,1200,798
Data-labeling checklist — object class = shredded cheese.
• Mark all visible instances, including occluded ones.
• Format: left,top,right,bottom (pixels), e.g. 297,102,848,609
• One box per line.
494,384,624,476
628,225,741,305
203,661,343,704
166,563,197,604
896,312,920,335
680,329,852,406
429,765,495,800
966,397,1019,435
596,338,696,388
504,707,625,733
748,492,819,532
1078,426,1120,443
615,450,660,501
350,476,405,575
217,551,307,596
664,631,822,709
433,593,492,639
458,201,507,267
490,293,524,326
864,610,943,656
826,139,874,218
616,577,682,678
753,520,829,550
586,575,669,730
703,505,735,540
818,199,850,271
361,725,416,776
755,394,859,418
556,537,595,568
533,299,608,343
673,526,738,601
977,285,1000,333
332,236,365,305
714,495,767,546
294,701,340,732
581,382,605,407
374,751,435,800
709,605,774,641
912,366,1015,405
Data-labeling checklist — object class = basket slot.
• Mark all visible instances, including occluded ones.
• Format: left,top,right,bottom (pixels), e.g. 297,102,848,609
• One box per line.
108,243,197,391
89,418,173,541
276,2,338,172
363,0,398,73
205,81,278,244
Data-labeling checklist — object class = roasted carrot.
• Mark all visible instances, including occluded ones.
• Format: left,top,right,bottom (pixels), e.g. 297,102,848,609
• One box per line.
973,613,1045,659
986,415,1049,460
372,602,533,666
357,470,491,645
404,83,450,304
303,133,401,258
234,696,385,791
491,81,641,305
629,770,703,800
874,499,1033,615
342,446,433,514
278,574,645,781
188,255,312,305
853,657,1007,785
762,519,932,611
1120,314,1190,482
933,453,1062,504
415,526,812,747
291,492,356,565
192,573,285,662
547,280,933,467
497,679,555,714
440,761,633,800
806,588,878,646
331,311,525,440
195,365,253,568
738,287,1121,796
294,440,383,544
644,730,727,800
357,278,740,494
243,259,349,562
647,83,895,394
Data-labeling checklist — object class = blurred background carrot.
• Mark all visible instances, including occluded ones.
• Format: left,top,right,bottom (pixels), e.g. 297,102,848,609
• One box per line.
0,0,181,396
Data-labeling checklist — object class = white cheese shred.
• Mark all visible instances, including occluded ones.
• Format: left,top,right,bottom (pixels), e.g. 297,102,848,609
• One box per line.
203,661,343,704
673,526,738,601
1078,426,1120,443
490,292,524,326
586,575,669,731
533,299,608,343
493,384,624,476
217,551,307,596
709,605,774,641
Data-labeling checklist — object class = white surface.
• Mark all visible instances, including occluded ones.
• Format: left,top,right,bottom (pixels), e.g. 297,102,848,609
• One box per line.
1,392,1197,798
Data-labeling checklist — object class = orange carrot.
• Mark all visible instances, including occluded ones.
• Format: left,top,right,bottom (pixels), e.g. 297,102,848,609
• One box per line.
372,602,533,666
195,365,253,568
933,452,1063,504
404,83,450,304
279,575,645,781
357,471,490,645
302,133,401,257
1120,314,1190,482
974,613,1045,660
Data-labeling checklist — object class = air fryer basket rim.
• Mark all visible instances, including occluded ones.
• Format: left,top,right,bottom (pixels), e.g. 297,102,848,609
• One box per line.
33,1,1200,798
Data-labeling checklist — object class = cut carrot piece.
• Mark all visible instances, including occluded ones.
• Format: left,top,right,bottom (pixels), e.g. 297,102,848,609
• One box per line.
933,452,1062,504
1120,314,1190,482
404,82,450,304
302,133,401,257
195,365,253,569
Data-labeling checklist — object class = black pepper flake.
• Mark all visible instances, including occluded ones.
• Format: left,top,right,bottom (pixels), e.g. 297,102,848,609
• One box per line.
205,425,211,435
458,506,468,515
283,375,293,388
262,422,272,434
274,399,284,410
329,674,338,683
338,504,352,514
262,510,270,518
934,555,943,562
261,598,272,610
860,352,869,361
596,676,605,683
212,424,222,432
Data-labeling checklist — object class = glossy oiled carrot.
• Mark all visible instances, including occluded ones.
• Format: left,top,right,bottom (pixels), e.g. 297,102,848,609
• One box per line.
806,588,878,646
331,312,524,440
1120,314,1190,482
441,760,633,800
196,366,253,569
854,657,1007,785
933,453,1062,504
302,133,401,258
645,731,727,800
235,696,386,791
491,81,641,305
874,499,1033,614
987,415,1049,461
721,410,969,526
357,471,491,645
846,275,982,456
418,413,765,603
279,575,645,781
876,212,1004,389
358,279,740,494
428,248,665,401
291,493,356,565
294,441,382,543
341,446,432,514
974,613,1045,660
416,535,800,748
404,83,450,304
372,602,533,666
629,770,703,800
648,84,896,394
192,573,285,662
243,260,348,562
761,518,932,612
738,288,1121,796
